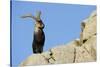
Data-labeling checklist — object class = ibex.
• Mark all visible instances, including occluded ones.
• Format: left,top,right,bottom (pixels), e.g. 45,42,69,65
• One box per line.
21,11,45,53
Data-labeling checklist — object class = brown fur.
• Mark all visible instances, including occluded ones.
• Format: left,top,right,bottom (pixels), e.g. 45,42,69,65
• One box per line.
21,11,45,53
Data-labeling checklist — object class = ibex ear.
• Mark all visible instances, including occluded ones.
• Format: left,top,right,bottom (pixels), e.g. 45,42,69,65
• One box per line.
36,11,41,20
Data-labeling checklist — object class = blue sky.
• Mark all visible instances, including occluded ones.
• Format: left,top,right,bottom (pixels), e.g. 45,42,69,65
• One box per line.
11,1,96,66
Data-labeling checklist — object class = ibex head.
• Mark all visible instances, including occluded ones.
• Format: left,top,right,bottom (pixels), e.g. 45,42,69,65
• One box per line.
21,11,44,29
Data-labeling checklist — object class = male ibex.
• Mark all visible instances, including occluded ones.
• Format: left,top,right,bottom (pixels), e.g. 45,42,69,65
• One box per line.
21,11,45,53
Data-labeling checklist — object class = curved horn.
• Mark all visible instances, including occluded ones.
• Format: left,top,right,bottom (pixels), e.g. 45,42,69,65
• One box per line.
21,13,33,18
21,13,38,21
36,11,41,20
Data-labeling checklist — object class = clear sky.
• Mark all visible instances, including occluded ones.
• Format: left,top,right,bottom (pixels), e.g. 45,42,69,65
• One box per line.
11,1,96,66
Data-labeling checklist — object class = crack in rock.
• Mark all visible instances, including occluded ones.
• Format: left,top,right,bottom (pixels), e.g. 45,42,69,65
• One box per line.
41,50,56,64
41,55,50,63
83,46,90,54
79,22,85,46
49,49,56,61
73,48,76,63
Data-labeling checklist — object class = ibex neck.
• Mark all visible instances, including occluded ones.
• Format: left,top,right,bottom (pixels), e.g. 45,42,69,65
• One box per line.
34,27,43,33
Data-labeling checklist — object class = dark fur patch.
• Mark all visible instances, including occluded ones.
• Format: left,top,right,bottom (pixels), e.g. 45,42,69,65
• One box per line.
32,29,45,53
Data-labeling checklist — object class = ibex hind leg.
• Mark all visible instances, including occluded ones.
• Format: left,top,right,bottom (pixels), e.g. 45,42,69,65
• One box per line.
35,45,43,53
38,46,43,53
32,44,38,53
32,44,43,53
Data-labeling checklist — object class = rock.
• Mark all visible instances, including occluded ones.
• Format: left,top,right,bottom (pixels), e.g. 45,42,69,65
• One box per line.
82,10,97,40
19,10,96,66
41,51,51,59
20,54,49,66
82,35,97,60
75,46,95,63
74,35,96,63
50,40,78,64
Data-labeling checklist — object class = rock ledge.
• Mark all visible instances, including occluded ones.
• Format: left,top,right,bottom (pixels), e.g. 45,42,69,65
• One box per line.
19,10,97,66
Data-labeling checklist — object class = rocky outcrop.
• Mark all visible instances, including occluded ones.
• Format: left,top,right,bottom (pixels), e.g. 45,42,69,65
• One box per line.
19,10,97,66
